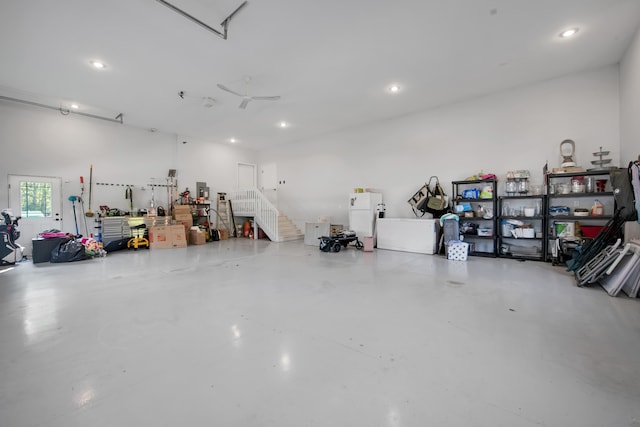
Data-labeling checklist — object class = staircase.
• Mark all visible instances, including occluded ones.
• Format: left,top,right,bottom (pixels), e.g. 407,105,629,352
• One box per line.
277,214,304,241
227,187,303,242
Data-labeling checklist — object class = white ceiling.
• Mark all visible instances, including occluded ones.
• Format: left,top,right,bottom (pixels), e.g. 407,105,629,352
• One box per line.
1,0,639,150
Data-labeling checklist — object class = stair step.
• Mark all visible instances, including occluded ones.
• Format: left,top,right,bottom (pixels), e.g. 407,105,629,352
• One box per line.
278,233,304,242
279,223,299,230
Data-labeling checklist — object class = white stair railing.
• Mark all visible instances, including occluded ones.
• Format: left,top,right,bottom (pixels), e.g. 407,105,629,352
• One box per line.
228,187,280,241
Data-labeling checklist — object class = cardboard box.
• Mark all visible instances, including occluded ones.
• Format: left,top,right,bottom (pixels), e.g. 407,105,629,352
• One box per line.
218,229,229,240
189,230,206,245
554,221,575,237
173,213,193,222
148,225,188,249
169,225,187,247
147,217,171,227
174,217,193,235
173,205,191,214
148,226,172,249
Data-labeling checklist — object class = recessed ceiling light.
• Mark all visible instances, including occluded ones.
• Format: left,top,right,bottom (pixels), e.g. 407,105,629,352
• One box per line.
389,84,400,93
202,97,215,108
559,28,579,38
229,138,237,143
70,103,79,109
89,60,106,69
278,121,289,128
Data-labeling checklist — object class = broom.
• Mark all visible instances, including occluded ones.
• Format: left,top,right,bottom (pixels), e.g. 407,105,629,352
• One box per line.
85,164,94,217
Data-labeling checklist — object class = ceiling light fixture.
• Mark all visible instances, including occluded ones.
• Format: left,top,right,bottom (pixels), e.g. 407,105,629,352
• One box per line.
229,138,237,143
559,28,579,38
279,121,289,128
389,84,400,93
70,103,79,109
90,60,106,69
202,97,215,108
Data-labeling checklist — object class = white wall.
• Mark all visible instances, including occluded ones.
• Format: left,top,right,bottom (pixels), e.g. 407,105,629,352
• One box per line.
620,26,640,165
259,66,621,228
0,102,257,234
1,65,623,236
174,135,258,201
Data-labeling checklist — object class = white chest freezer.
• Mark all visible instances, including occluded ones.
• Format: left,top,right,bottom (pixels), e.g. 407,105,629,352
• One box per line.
376,218,440,255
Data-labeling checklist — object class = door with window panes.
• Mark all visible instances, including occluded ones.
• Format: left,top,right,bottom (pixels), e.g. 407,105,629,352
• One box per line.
8,175,62,257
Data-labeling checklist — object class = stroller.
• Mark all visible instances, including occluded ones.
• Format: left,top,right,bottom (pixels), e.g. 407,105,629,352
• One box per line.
1,209,22,265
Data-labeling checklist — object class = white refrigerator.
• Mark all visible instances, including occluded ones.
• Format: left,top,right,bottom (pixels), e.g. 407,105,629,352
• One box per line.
348,192,383,239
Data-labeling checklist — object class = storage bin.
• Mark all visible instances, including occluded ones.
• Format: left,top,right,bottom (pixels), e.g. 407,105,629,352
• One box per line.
580,225,604,238
446,241,469,261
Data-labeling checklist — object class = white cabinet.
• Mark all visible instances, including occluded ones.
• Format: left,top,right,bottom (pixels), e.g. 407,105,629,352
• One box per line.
304,223,344,245
377,218,440,254
304,223,330,246
348,192,382,238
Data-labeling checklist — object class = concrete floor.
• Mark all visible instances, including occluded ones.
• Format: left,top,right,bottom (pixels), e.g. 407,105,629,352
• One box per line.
1,239,639,427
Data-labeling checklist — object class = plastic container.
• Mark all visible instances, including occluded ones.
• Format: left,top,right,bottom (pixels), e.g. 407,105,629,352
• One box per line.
581,225,604,238
501,221,514,236
477,228,493,237
522,228,535,238
591,200,604,216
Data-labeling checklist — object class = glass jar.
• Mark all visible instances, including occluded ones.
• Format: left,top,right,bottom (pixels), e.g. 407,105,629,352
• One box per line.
571,176,585,193
585,177,594,192
517,179,529,194
505,179,517,195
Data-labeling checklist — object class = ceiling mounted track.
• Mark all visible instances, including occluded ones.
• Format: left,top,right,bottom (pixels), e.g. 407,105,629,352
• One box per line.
154,0,248,40
0,95,124,124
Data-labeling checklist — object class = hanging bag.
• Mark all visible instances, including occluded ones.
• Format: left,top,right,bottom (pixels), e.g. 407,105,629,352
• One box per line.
426,176,448,211
408,183,430,212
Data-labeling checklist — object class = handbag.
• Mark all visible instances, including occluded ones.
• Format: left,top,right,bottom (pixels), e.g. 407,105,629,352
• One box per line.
408,184,430,212
426,176,448,211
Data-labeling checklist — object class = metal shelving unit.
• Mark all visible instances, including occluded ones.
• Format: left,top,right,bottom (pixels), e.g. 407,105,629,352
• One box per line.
545,169,617,262
451,179,498,257
497,195,547,261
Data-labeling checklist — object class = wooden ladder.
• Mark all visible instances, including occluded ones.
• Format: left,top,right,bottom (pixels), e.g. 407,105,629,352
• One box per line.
216,192,236,236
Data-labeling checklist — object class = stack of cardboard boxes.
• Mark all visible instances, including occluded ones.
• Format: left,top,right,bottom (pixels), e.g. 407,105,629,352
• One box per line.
147,205,190,249
178,204,208,245
148,205,209,248
173,205,193,235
